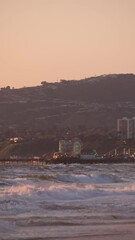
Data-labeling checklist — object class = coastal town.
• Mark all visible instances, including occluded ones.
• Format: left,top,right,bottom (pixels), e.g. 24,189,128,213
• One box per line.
0,74,135,162
0,116,135,164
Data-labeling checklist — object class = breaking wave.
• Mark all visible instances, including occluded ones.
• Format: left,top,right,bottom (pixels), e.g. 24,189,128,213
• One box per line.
1,181,135,202
1,164,135,240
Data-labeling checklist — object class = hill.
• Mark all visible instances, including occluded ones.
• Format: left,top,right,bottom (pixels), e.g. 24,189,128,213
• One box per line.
0,73,135,157
0,73,135,135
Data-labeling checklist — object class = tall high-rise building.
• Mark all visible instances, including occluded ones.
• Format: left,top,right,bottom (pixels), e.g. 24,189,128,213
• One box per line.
117,117,135,139
129,117,135,139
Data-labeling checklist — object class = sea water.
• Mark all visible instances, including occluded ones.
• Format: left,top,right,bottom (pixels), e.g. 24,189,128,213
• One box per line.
0,163,135,240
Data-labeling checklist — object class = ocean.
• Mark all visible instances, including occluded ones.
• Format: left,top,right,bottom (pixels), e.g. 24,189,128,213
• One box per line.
0,163,135,240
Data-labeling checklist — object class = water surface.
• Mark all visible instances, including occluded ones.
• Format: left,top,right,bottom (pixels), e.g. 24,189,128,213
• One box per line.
0,163,135,239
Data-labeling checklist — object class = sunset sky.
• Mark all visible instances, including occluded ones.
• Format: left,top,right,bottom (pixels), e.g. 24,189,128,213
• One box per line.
0,0,135,88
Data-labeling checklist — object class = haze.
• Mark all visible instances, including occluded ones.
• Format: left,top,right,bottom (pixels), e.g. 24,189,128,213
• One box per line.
0,0,135,88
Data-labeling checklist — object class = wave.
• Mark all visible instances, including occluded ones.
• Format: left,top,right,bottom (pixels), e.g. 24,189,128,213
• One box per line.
0,184,35,196
24,174,56,181
105,184,135,193
57,173,122,184
1,181,135,202
7,172,122,185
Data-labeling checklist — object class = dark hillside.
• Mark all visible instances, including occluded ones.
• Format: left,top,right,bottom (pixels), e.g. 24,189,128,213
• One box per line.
0,74,135,133
41,74,135,103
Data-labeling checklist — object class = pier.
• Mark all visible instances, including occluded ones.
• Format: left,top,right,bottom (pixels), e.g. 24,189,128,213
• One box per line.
0,158,46,166
1,157,135,165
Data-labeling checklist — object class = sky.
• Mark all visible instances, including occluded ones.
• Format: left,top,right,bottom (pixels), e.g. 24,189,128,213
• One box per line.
0,0,135,88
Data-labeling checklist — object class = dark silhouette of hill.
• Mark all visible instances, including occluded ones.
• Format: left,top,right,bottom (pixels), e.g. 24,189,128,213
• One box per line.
0,73,135,133
1,73,135,103
40,73,135,103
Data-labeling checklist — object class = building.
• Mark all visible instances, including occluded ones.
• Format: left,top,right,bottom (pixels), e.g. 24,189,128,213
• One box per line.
117,117,129,139
59,140,73,155
129,117,135,139
58,138,82,157
80,149,98,160
117,117,135,139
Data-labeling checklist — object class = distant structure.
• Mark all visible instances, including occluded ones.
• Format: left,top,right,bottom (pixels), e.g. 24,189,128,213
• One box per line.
59,138,82,157
52,138,82,159
59,139,73,155
80,149,98,160
72,138,82,157
117,117,135,139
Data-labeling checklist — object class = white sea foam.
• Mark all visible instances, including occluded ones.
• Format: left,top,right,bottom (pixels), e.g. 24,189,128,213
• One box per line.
1,180,135,202
1,184,35,196
44,183,97,200
0,182,98,201
105,184,135,193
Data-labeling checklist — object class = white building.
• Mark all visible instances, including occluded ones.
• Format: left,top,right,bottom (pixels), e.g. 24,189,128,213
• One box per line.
117,117,135,139
59,138,82,157
59,140,73,155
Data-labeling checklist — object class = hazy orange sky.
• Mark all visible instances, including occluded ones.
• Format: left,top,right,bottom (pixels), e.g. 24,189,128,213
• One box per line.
0,0,135,88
